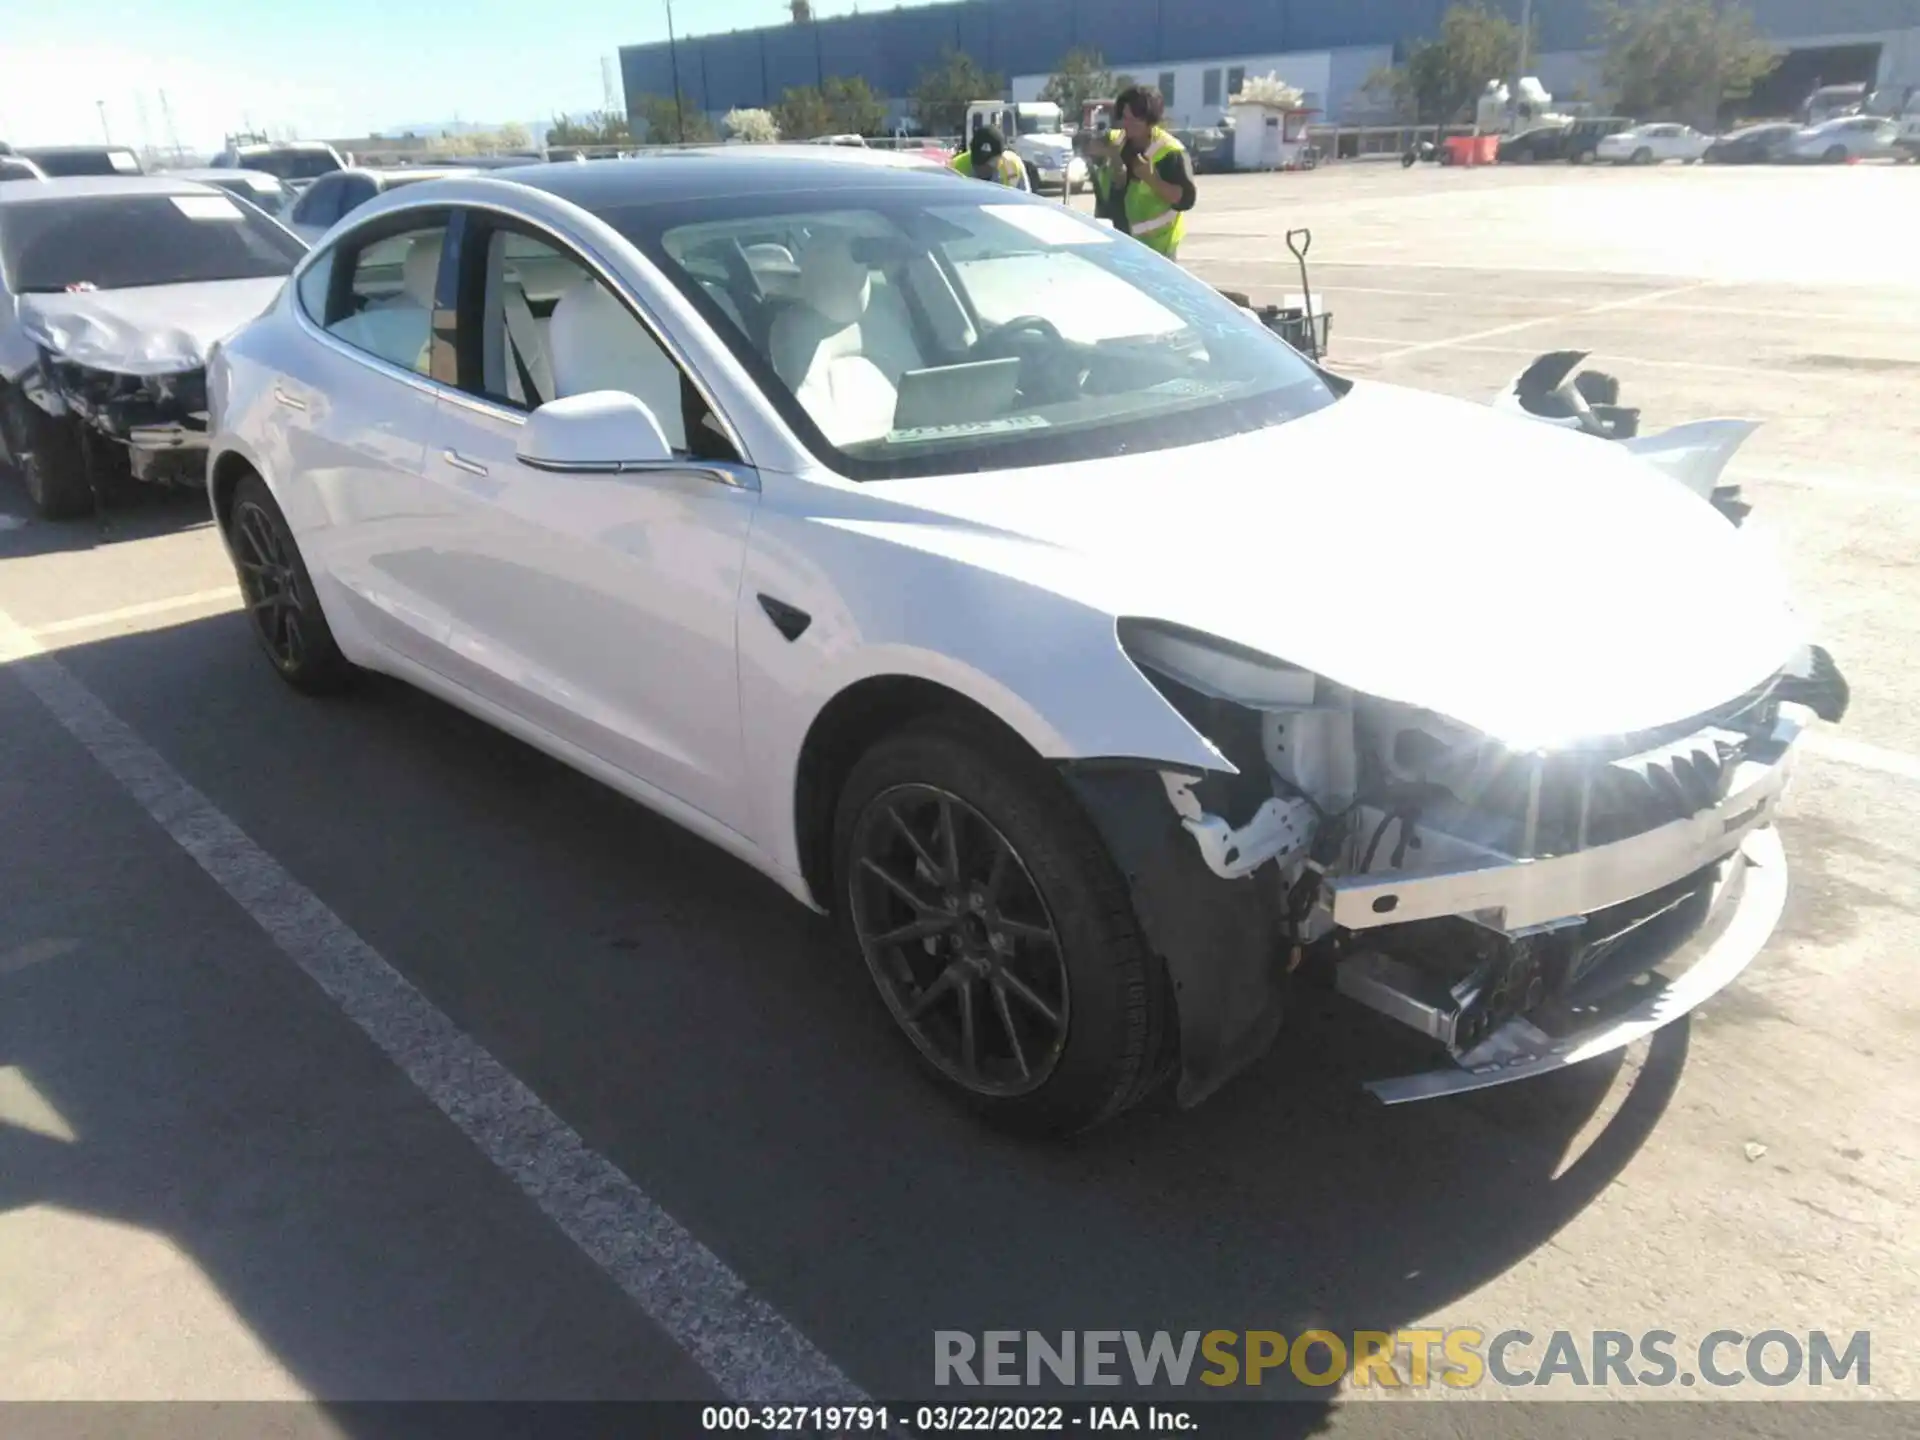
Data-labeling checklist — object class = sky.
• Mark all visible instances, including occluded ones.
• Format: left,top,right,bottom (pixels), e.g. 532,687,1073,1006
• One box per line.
0,0,892,153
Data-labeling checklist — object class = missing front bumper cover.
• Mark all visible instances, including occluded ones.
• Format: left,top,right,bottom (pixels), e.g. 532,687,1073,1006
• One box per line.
1360,825,1786,1102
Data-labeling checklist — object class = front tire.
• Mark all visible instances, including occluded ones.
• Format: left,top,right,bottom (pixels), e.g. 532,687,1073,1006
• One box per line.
834,719,1169,1136
3,390,92,520
227,472,354,694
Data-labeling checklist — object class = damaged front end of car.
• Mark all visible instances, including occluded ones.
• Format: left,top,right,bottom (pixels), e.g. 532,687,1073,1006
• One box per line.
1065,618,1850,1109
26,350,212,488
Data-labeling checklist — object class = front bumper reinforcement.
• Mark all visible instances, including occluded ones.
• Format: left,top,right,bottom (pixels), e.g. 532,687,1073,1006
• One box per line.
1323,712,1801,933
1364,824,1786,1102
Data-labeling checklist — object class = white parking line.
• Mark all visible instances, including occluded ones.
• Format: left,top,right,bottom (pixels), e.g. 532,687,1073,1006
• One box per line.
1804,730,1920,785
1361,283,1716,363
0,602,863,1405
31,587,242,638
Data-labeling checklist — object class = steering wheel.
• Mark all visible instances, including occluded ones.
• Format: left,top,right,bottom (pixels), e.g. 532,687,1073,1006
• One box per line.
975,314,1066,358
974,314,1081,404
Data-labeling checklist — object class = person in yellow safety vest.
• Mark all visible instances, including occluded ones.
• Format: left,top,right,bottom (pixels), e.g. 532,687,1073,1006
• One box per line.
1086,127,1125,224
950,126,1031,191
1110,84,1196,260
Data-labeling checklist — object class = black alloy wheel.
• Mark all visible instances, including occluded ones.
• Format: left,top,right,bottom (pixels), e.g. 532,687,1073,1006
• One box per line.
227,473,353,693
848,784,1070,1097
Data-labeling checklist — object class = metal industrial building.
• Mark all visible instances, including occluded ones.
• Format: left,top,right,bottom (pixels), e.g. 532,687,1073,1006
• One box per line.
620,0,1920,132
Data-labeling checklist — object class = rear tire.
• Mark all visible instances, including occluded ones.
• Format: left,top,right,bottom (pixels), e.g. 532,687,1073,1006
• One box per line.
227,472,355,695
1633,147,1654,165
3,390,92,520
833,718,1170,1136
1823,145,1847,164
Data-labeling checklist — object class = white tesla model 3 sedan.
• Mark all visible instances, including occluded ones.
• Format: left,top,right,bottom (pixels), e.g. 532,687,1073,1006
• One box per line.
205,150,1849,1135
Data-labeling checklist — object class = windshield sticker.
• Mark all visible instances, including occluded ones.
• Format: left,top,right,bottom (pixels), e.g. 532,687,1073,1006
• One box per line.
171,194,246,221
885,415,1051,446
980,204,1112,247
109,150,139,173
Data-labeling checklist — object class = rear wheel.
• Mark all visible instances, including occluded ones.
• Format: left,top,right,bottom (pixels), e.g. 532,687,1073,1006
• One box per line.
2,390,92,520
1633,147,1654,165
228,472,355,694
834,719,1170,1136
1824,145,1848,164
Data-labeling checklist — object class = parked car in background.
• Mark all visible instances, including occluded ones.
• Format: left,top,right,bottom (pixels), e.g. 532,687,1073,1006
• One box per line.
1496,121,1572,162
210,141,346,193
0,176,306,518
1561,116,1637,164
1595,123,1713,165
0,156,49,184
1704,123,1799,164
1786,114,1902,163
282,165,471,244
1175,126,1236,174
163,167,291,214
16,145,145,177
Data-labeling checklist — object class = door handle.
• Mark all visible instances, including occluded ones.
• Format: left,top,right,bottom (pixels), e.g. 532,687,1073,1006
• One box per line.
273,385,308,412
442,449,489,477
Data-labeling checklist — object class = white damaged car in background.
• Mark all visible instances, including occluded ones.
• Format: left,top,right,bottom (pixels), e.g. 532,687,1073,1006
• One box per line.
0,175,307,518
202,157,1851,1134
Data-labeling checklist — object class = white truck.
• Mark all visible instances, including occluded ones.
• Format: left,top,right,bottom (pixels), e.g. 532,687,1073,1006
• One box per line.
963,100,1088,193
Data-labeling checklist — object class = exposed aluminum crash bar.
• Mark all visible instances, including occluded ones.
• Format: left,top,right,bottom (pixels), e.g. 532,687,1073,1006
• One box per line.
1322,712,1802,934
1364,825,1787,1103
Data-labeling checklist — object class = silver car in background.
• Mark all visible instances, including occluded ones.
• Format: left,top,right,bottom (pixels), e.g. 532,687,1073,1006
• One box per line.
1787,115,1902,163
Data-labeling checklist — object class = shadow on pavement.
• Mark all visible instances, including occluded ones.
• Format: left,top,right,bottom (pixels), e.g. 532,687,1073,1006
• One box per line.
0,471,214,558
0,610,1684,1417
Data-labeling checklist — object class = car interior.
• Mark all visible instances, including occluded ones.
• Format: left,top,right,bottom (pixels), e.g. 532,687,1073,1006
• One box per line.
657,212,1207,450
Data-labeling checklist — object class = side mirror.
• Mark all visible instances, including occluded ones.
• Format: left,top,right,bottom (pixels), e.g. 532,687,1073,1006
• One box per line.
516,391,673,473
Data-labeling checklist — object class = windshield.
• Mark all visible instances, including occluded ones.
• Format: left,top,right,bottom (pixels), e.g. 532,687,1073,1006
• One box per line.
1015,110,1063,136
623,189,1335,480
242,150,340,181
1,193,306,293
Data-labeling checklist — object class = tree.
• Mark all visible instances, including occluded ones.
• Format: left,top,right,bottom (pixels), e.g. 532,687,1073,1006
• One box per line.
823,75,887,135
724,107,781,143
1364,2,1528,125
1040,48,1120,120
498,122,531,150
630,94,715,145
547,110,630,146
1598,0,1776,123
775,86,834,139
911,47,1003,135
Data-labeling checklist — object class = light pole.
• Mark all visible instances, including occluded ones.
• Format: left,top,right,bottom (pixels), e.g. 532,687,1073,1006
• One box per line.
664,0,686,144
96,99,111,142
1517,0,1534,85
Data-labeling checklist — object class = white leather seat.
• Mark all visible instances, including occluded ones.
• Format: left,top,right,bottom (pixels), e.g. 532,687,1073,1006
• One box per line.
547,278,687,451
329,232,442,372
767,234,925,447
399,233,443,306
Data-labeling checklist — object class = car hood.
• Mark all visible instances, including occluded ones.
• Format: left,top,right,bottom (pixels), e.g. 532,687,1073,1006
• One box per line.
16,277,287,377
858,381,1804,746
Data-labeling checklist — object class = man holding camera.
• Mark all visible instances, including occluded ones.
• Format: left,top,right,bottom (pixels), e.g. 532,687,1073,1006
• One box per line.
1094,85,1196,260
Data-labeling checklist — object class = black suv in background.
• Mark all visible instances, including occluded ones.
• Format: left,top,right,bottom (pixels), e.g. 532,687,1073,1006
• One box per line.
1501,117,1637,163
1562,117,1636,163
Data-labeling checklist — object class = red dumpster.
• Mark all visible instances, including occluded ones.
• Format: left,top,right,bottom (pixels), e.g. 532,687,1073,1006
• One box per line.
1442,134,1500,166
